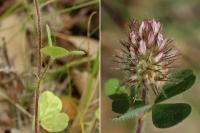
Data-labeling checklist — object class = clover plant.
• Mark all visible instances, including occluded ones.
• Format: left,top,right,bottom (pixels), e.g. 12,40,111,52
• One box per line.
105,19,196,133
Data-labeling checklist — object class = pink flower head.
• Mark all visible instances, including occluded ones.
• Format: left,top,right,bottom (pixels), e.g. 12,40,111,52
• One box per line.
116,19,179,101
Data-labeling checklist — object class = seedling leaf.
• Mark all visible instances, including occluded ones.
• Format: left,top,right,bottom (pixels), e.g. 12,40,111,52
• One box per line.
39,91,69,132
41,112,69,132
39,91,62,119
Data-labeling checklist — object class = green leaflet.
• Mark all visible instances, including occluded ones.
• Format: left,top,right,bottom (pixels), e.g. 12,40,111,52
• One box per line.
41,46,69,58
152,103,191,128
105,79,148,114
43,25,85,59
155,69,196,103
105,69,195,129
39,91,62,119
46,24,53,47
41,46,85,59
38,91,69,132
112,99,129,114
104,79,130,114
41,112,69,132
104,79,128,100
104,78,120,97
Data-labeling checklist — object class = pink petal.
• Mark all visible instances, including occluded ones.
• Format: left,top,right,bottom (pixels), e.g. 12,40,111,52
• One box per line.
157,33,163,42
148,32,155,45
157,33,164,48
152,19,161,34
139,40,146,54
139,22,145,37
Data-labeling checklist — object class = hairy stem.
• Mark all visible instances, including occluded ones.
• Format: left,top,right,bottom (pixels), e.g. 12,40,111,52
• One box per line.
135,116,143,133
34,59,53,133
34,80,40,133
142,88,147,103
33,0,42,133
33,0,42,76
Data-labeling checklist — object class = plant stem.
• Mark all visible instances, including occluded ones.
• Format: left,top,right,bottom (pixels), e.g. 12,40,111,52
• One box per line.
33,0,42,133
34,80,40,133
48,56,93,74
45,0,99,18
70,52,99,132
142,88,147,103
86,11,97,71
135,116,143,133
34,59,53,133
33,0,42,76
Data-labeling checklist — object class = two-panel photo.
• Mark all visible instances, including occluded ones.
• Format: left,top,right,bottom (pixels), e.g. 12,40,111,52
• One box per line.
0,0,199,133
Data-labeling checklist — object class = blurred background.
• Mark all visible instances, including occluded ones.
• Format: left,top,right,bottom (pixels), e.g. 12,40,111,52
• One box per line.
0,0,99,133
101,0,200,133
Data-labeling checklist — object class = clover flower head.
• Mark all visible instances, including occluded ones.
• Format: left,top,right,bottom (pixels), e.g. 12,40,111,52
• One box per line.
116,19,179,101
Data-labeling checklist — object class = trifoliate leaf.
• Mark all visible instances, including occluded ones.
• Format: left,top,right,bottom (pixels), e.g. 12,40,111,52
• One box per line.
155,69,196,103
152,103,191,128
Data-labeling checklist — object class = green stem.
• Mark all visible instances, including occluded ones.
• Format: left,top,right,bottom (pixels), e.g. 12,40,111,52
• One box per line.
44,0,99,18
71,51,99,131
48,57,94,74
79,52,99,115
